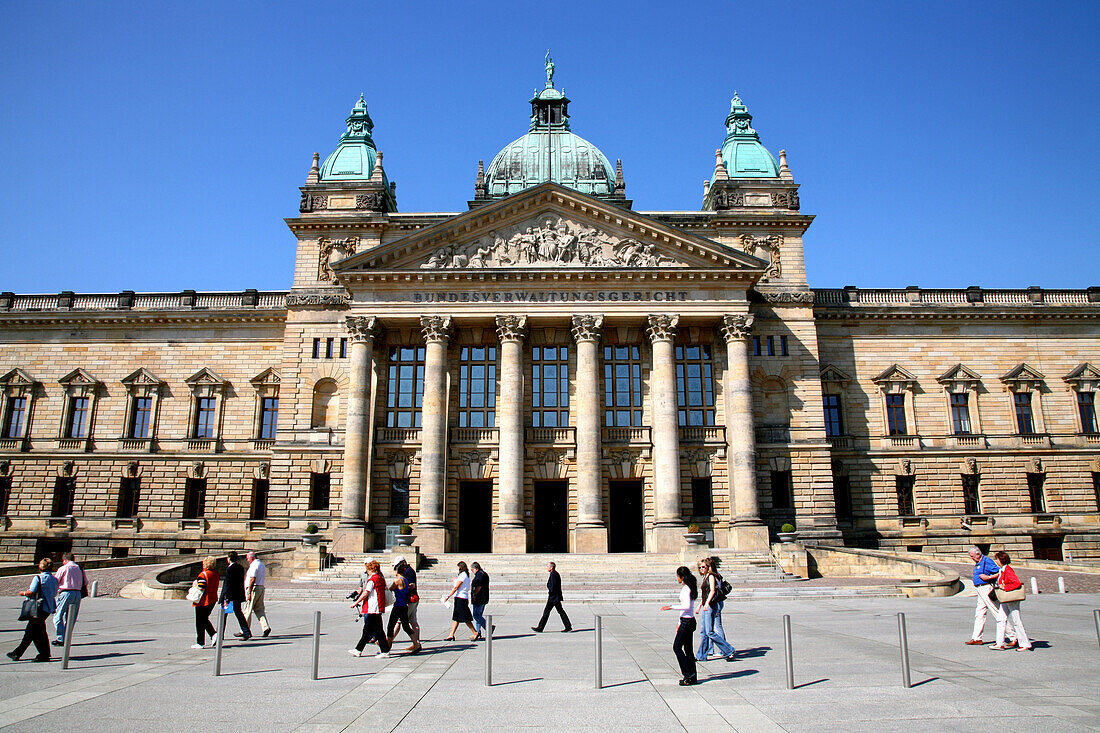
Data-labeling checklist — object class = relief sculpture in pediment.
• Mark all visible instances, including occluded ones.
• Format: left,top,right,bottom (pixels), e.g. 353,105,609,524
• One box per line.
420,214,682,269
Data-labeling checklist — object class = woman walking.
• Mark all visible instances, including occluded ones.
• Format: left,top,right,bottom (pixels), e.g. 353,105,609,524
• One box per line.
7,558,59,662
192,556,220,649
349,560,390,658
991,551,1032,652
660,565,699,686
385,573,415,647
442,561,477,641
696,556,736,662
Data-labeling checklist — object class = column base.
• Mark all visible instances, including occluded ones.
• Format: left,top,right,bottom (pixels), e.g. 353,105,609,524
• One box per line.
413,524,448,554
728,524,771,553
492,525,528,553
648,523,687,553
332,525,369,556
572,525,608,554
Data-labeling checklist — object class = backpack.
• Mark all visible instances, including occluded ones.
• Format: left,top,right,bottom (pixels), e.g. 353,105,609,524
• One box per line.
712,574,732,603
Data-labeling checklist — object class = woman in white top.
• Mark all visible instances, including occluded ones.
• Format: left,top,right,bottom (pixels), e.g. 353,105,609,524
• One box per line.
660,565,699,685
442,561,477,641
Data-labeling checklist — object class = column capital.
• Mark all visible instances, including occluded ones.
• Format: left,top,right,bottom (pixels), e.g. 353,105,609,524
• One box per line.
719,314,755,342
420,315,453,343
345,316,381,343
570,314,604,343
495,315,528,343
646,314,679,343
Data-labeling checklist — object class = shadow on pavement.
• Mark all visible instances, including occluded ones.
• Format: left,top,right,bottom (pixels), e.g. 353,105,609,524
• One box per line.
73,638,155,647
795,678,828,689
733,646,771,659
602,679,646,689
491,677,543,686
219,668,283,676
911,677,939,688
705,669,758,681
320,671,374,681
71,651,141,661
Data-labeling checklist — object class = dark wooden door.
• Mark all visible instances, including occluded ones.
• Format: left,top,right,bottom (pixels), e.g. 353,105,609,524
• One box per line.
608,479,644,552
534,480,568,552
1033,535,1064,561
458,480,492,553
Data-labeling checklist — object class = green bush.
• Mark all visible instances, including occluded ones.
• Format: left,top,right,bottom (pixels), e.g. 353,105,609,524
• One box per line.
687,523,701,533
305,523,319,534
780,523,796,533
399,523,413,534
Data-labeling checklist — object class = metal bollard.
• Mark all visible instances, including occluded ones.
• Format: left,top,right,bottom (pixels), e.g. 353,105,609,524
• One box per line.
60,604,77,670
311,611,321,681
1030,577,1039,596
897,612,911,689
484,614,493,687
595,615,603,689
1057,576,1066,593
213,606,226,676
1093,610,1099,650
782,614,794,690
90,580,99,598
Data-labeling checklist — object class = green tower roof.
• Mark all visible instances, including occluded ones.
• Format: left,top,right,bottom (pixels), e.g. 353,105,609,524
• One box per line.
715,92,780,179
319,94,381,182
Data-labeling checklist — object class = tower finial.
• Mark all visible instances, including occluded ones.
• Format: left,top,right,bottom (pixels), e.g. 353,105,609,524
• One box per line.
369,150,384,182
778,149,793,180
306,152,320,184
545,50,555,87
714,149,729,180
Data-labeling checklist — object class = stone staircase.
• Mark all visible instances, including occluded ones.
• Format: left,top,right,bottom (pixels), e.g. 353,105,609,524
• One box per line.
267,551,905,601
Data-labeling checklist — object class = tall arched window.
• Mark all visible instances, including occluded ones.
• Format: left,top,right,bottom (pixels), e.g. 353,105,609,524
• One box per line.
311,379,340,429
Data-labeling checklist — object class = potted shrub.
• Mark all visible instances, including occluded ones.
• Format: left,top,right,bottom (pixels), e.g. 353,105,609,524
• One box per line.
301,522,322,545
777,523,798,543
395,523,416,546
683,523,707,545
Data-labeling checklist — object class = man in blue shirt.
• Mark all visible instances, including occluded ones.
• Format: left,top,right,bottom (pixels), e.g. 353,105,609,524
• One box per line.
965,547,1016,646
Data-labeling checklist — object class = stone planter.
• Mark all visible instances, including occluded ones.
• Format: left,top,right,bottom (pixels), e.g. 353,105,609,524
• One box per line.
777,532,798,543
301,533,322,546
395,534,416,547
683,532,707,545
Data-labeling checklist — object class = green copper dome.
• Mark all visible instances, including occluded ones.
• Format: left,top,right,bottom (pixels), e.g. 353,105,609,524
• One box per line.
715,92,780,179
484,54,616,198
320,94,381,182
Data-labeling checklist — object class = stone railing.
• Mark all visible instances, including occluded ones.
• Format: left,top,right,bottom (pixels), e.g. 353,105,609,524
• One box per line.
602,426,652,445
377,427,422,443
815,286,1099,307
450,427,498,444
679,425,725,443
525,426,576,445
0,290,287,312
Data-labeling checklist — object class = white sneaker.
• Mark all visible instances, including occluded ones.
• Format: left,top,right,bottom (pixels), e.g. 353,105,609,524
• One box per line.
375,651,390,658
348,649,362,657
211,633,219,646
190,644,204,650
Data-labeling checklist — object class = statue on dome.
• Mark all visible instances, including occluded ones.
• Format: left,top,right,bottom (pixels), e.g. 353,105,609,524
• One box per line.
545,50,555,86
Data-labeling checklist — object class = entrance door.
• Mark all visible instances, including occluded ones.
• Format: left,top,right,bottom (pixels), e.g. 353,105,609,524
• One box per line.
458,480,492,553
534,480,568,552
608,479,644,552
1033,535,1064,561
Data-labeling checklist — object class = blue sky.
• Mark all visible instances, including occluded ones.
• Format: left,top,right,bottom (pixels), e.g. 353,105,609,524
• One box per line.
1,1,1098,293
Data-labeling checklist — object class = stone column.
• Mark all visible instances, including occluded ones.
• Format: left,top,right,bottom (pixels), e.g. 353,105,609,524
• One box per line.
720,314,769,552
494,315,528,552
647,314,686,552
334,316,379,555
416,315,452,553
571,315,607,553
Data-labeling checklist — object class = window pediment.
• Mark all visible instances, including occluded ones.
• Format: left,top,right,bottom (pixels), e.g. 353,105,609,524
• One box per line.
185,368,227,388
819,364,852,387
872,364,918,392
121,368,164,388
0,368,38,389
1000,363,1045,392
1065,362,1100,391
58,368,101,389
250,368,281,387
938,364,982,392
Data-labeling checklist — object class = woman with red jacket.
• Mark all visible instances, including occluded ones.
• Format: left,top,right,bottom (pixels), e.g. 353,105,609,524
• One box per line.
991,551,1032,651
349,560,391,658
192,556,220,649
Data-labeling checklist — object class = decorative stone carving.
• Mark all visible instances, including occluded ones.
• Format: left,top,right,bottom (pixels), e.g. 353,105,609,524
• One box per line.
606,449,643,479
0,460,10,477
355,192,387,211
962,457,979,475
770,190,800,210
125,461,140,478
495,315,528,342
58,461,76,478
419,214,680,269
685,449,715,478
719,314,754,342
285,291,350,307
756,290,815,304
385,449,419,479
532,449,569,480
740,234,783,281
456,450,493,480
345,316,380,343
646,314,678,343
311,458,331,474
299,193,328,213
318,236,360,282
711,189,744,209
570,314,604,342
420,315,453,343
254,462,270,480
1030,457,1045,474
190,461,205,479
895,458,915,476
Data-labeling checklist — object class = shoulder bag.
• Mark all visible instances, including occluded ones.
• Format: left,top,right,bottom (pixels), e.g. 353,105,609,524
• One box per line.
186,581,204,603
18,580,44,621
994,586,1025,603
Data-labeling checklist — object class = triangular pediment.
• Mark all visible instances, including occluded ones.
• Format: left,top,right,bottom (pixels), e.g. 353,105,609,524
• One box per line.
938,363,982,384
1065,362,1100,384
1000,363,1045,383
819,365,852,384
0,368,37,387
871,364,918,384
185,367,227,386
250,367,281,386
58,368,101,387
121,368,164,387
334,182,768,275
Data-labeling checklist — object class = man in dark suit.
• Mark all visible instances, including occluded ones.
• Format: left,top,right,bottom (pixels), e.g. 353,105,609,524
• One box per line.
532,561,571,633
219,551,252,640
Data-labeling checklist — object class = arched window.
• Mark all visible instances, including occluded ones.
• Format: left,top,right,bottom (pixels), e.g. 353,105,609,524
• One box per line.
311,379,340,429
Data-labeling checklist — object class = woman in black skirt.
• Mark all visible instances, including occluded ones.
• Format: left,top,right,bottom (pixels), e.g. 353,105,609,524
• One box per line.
442,561,477,641
660,565,699,685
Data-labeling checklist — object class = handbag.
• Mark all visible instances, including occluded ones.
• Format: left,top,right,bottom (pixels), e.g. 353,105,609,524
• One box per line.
18,581,45,621
994,586,1025,603
185,581,204,603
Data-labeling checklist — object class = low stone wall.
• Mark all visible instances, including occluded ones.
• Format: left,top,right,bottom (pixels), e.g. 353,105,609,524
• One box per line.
774,543,962,598
127,546,314,600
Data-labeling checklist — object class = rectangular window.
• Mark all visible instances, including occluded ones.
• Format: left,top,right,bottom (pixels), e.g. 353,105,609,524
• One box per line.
0,476,11,516
183,478,206,519
752,336,761,356
251,479,268,520
833,475,853,520
766,336,775,356
780,335,789,356
52,477,75,517
340,338,348,359
3,396,27,438
885,394,907,435
66,396,90,439
326,338,334,359
950,392,972,435
532,346,569,428
1078,391,1098,433
604,345,643,427
312,338,322,359
690,477,713,518
390,478,410,519
771,470,793,510
310,472,330,511
1013,392,1035,435
259,397,279,440
962,474,981,515
194,397,216,438
676,345,715,427
386,346,425,428
117,478,140,518
823,394,843,437
895,475,915,516
1093,472,1100,512
458,345,497,428
1026,473,1046,513
130,397,152,439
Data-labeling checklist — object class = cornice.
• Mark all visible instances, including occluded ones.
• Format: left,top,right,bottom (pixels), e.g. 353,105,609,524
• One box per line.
340,268,758,286
813,306,1100,322
0,309,286,328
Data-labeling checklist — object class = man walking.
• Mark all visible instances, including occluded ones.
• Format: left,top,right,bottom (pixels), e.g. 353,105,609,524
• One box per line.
532,561,571,633
392,556,421,653
52,553,85,646
219,551,251,641
965,546,1015,647
470,561,490,640
244,551,271,638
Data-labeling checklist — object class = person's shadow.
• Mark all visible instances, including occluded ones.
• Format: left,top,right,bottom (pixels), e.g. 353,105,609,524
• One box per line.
731,646,771,659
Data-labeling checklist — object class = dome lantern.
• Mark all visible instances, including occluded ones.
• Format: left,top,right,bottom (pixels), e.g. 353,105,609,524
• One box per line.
714,91,781,180
319,94,382,182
